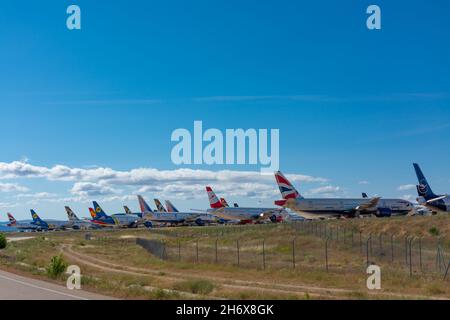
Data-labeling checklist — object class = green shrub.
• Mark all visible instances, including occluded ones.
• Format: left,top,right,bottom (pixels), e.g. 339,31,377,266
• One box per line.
0,233,6,249
46,254,68,279
173,279,215,295
428,227,440,236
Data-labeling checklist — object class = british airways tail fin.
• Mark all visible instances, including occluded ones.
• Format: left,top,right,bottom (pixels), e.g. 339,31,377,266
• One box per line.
274,171,302,200
165,200,179,213
413,163,438,200
7,213,17,226
206,186,224,209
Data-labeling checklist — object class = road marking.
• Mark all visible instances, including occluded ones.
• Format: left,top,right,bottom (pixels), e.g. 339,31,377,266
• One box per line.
0,273,88,300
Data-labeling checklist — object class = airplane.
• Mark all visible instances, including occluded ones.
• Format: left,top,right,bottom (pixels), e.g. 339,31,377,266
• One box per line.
30,209,68,231
274,171,382,219
361,193,413,217
413,163,450,212
65,207,98,230
165,200,179,213
154,199,167,212
220,197,239,208
90,202,142,228
205,186,287,224
139,195,214,226
6,213,40,231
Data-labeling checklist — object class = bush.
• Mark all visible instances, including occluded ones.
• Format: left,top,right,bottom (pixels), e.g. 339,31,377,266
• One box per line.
46,255,68,279
173,279,215,295
428,226,440,237
0,233,6,249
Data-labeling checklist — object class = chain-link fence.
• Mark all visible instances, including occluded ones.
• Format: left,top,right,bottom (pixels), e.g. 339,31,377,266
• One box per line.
135,221,450,281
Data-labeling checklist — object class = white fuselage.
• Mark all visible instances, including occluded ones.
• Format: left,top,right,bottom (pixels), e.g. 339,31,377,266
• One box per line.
207,207,285,221
286,198,412,219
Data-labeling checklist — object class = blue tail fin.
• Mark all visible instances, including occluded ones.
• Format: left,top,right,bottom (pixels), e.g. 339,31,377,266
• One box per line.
30,209,48,228
413,163,438,200
93,201,109,218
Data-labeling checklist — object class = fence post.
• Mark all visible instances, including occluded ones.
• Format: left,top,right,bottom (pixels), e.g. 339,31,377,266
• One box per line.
359,231,362,254
379,233,383,256
292,238,296,269
325,237,330,272
391,234,394,263
262,239,266,270
366,236,372,267
405,236,409,266
444,261,450,280
196,239,199,263
351,229,354,247
215,238,218,263
409,237,414,277
178,240,181,261
237,239,240,266
418,237,422,272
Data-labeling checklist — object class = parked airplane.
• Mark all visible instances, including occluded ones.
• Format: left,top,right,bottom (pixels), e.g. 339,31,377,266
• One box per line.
274,171,381,219
206,186,286,223
413,163,449,212
165,200,179,213
154,199,167,212
6,213,40,231
65,207,98,230
220,198,230,207
90,202,141,228
361,193,413,217
30,210,67,230
138,195,213,226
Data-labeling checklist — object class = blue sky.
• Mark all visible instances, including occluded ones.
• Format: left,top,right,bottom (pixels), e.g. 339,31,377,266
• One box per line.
0,0,449,220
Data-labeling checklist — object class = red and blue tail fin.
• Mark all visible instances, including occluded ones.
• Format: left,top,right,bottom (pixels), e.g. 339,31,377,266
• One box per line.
274,171,302,200
165,200,179,213
137,195,153,214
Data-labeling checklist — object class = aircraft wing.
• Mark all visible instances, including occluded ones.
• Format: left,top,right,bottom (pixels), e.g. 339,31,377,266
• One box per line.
425,195,448,204
355,197,381,211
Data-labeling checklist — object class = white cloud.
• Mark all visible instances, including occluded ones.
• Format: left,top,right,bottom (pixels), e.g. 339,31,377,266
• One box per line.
70,182,120,197
398,184,416,191
306,185,341,196
0,183,29,193
358,180,370,185
0,160,327,201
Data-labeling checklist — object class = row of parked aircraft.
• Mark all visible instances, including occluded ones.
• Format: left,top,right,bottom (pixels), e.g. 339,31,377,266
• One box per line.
2,163,448,231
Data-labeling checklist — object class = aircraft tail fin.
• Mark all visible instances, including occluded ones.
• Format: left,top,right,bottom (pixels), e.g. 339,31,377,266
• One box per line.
165,200,179,213
137,195,153,214
274,171,302,199
92,202,108,218
206,186,224,209
124,206,133,215
234,203,239,208
65,206,79,221
7,213,17,226
154,199,167,212
413,163,438,200
362,192,368,198
89,208,97,219
220,198,230,208
30,209,45,224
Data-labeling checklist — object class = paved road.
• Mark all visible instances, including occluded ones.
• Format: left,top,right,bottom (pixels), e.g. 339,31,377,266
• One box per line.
0,269,114,300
